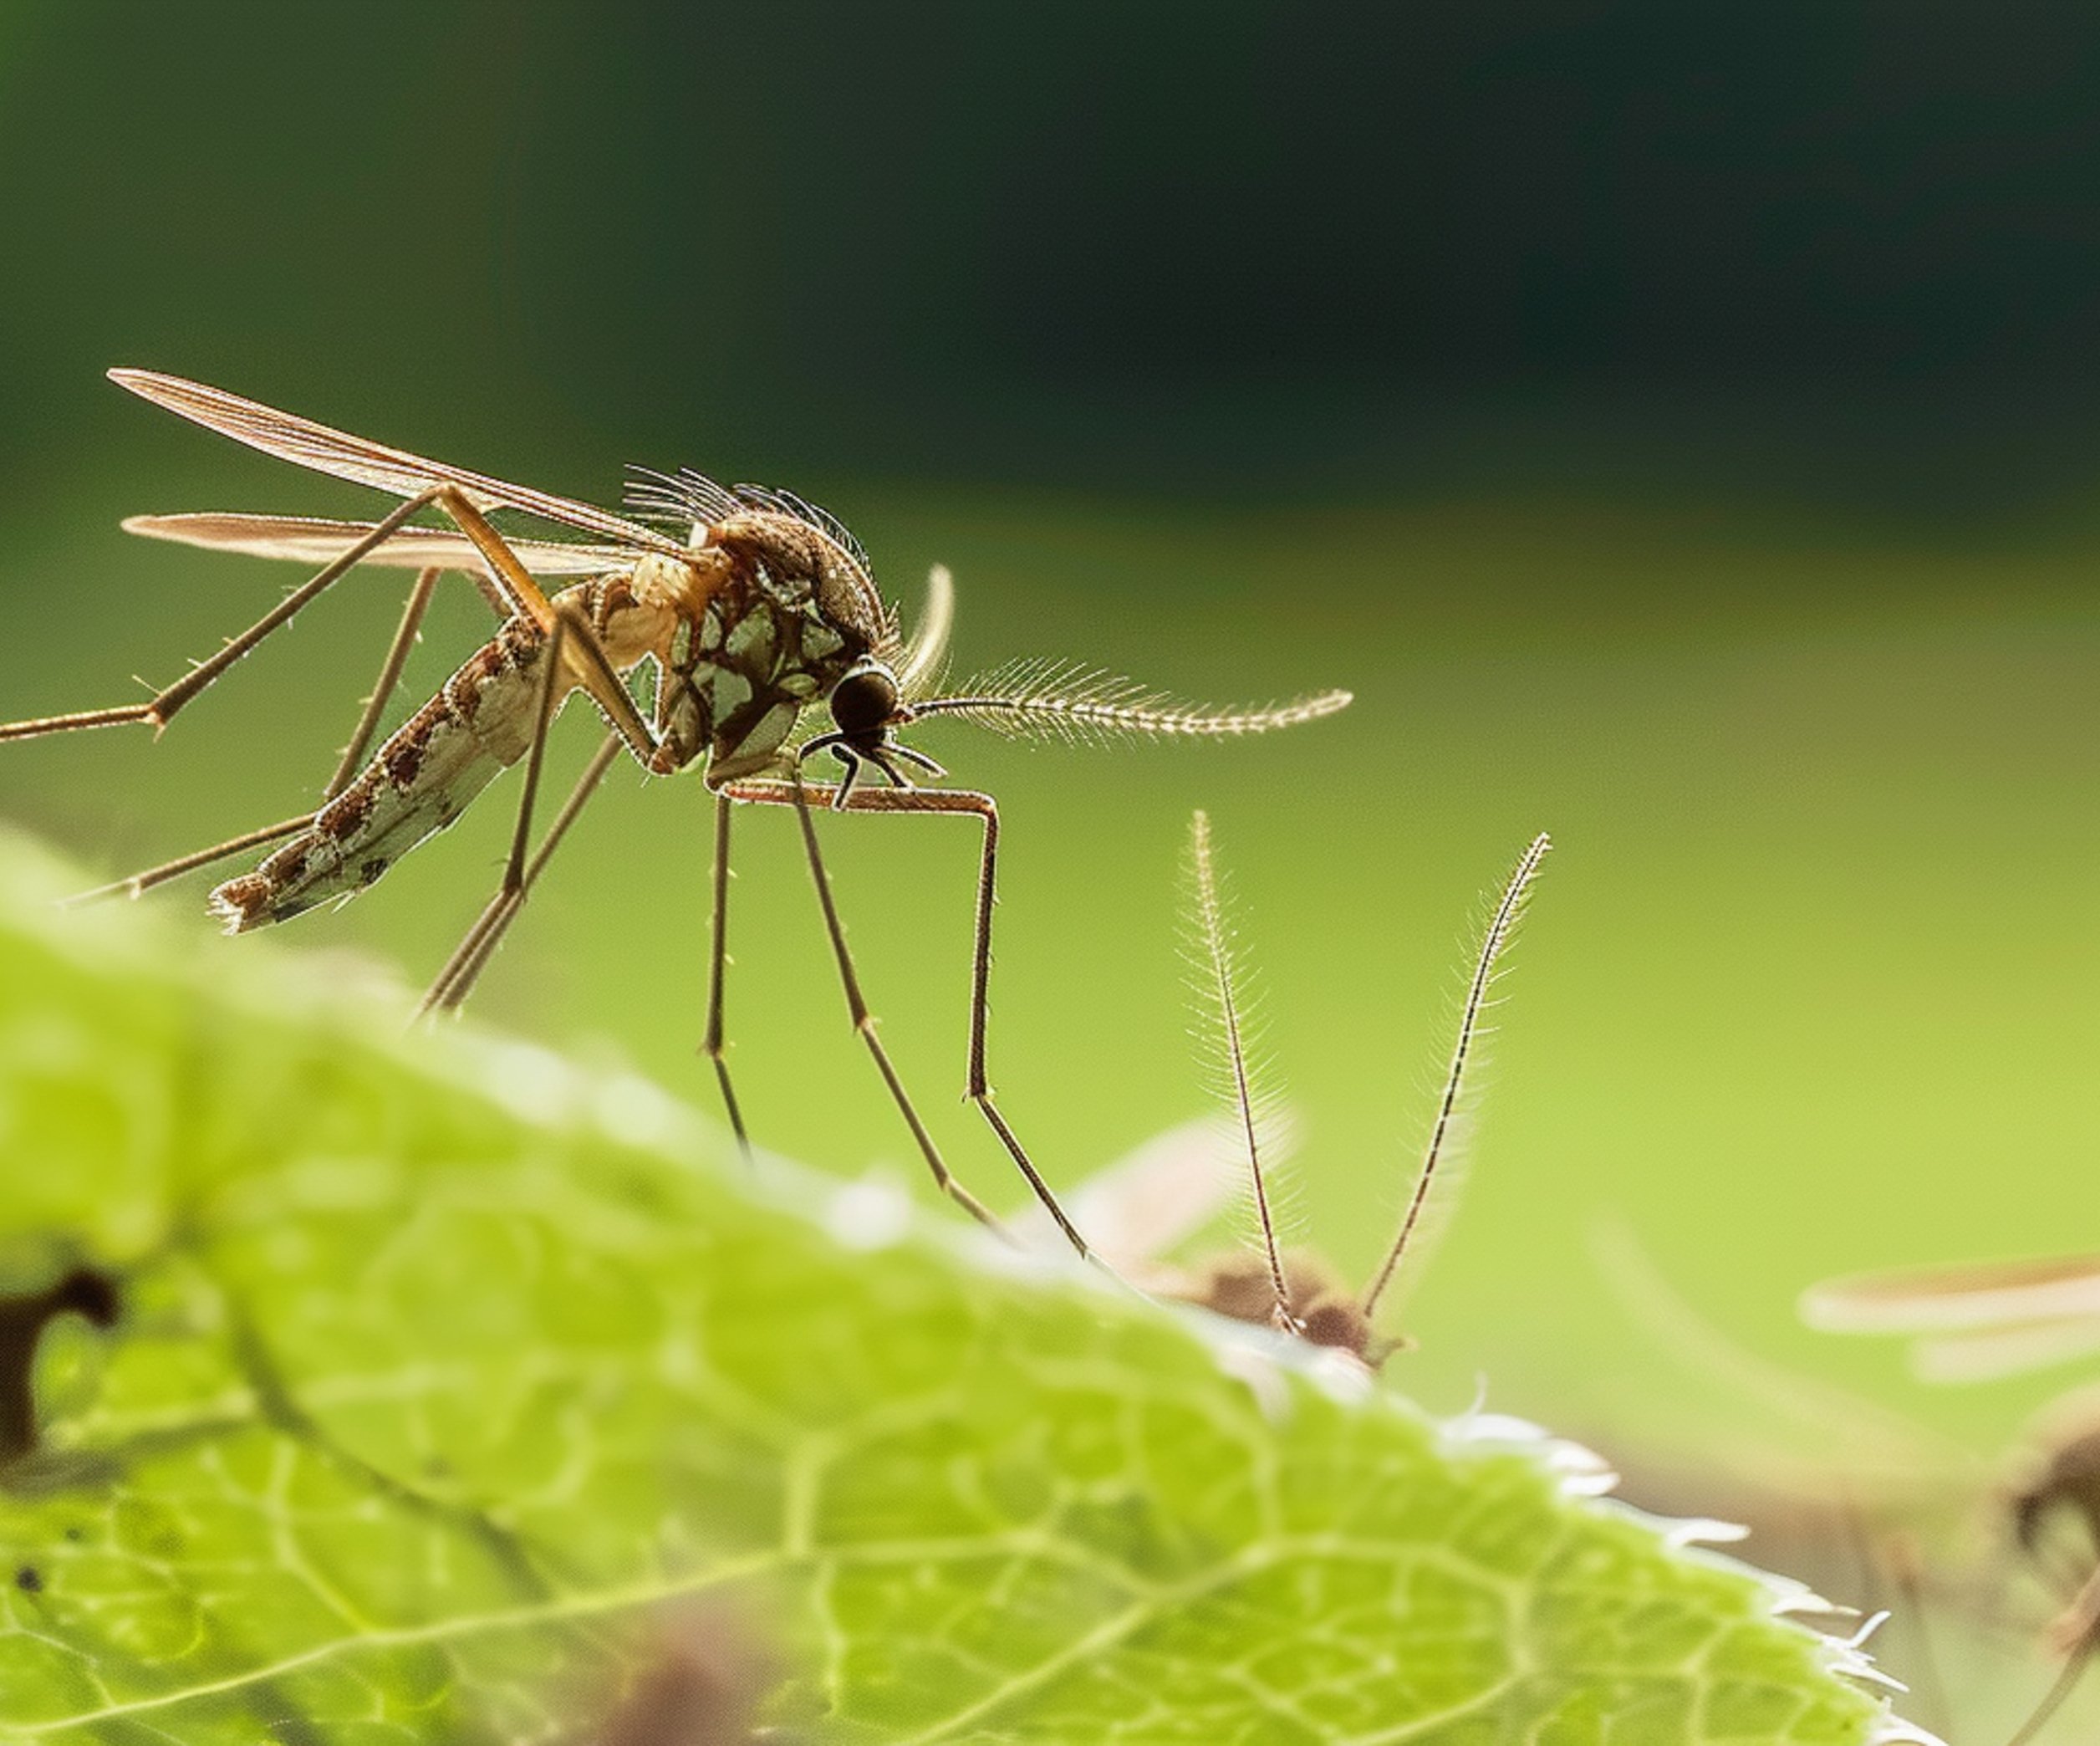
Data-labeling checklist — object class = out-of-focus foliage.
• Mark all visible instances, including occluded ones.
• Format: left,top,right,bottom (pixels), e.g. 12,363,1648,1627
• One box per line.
0,837,1919,1743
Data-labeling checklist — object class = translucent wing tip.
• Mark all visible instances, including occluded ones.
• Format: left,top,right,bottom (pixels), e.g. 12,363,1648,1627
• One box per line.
108,365,188,402
1802,1254,2100,1334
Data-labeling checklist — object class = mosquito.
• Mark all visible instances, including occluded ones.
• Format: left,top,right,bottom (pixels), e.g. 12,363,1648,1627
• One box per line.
1807,1250,2100,1742
1177,815,1551,1361
1,370,1352,1258
1028,816,1550,1358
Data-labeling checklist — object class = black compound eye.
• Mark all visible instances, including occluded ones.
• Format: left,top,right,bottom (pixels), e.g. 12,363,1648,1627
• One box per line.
828,663,899,738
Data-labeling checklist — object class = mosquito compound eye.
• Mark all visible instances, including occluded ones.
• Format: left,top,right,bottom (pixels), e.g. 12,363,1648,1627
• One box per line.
828,662,899,740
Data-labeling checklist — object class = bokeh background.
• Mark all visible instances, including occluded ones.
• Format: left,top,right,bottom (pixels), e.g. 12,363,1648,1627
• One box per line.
4,5,2100,1726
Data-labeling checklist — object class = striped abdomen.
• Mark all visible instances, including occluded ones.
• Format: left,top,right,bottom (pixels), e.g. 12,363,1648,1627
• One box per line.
210,578,664,932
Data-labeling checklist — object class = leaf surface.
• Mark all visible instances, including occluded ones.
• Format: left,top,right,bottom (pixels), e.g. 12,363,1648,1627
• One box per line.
0,839,1922,1743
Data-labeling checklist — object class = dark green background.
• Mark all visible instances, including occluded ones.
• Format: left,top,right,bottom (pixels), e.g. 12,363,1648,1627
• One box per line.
3,11,2098,1692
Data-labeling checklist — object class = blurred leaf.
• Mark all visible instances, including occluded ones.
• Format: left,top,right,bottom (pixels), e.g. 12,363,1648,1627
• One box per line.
0,835,1919,1743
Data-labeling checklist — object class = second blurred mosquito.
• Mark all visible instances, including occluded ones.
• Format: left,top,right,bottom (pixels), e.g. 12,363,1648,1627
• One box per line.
1037,817,1550,1358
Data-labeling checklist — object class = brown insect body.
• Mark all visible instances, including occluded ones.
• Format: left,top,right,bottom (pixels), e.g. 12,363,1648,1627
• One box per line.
212,508,890,932
650,511,894,783
1185,1248,1388,1361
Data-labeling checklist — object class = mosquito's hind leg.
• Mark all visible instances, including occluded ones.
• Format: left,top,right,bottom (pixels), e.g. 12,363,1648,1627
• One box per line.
419,613,574,1016
0,491,460,744
721,777,1091,1258
59,565,456,908
3,477,658,781
415,611,623,1013
700,792,754,1161
323,565,444,801
63,814,319,907
416,734,619,1014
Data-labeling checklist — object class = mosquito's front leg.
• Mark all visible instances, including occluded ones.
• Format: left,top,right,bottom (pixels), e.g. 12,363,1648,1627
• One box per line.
721,777,1091,1258
700,792,754,1160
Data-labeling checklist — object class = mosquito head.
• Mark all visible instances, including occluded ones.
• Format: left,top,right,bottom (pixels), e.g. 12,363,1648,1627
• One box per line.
799,657,946,806
828,659,900,743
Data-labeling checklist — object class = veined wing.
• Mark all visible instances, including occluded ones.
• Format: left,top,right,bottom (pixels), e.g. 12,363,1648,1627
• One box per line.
109,370,691,559
125,512,619,576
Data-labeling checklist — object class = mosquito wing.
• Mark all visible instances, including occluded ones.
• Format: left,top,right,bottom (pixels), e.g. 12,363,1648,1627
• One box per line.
1803,1253,2100,1334
1009,1116,1242,1274
1908,1316,2100,1383
109,370,691,559
124,512,619,576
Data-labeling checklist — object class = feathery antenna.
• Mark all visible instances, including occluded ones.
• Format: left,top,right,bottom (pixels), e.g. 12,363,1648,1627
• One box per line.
911,660,1351,744
1185,810,1294,1330
1361,832,1552,1323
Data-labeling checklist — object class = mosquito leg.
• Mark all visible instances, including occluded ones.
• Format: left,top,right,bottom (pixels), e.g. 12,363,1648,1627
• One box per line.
416,616,620,1018
416,612,568,1015
59,814,319,908
721,779,1090,1258
0,479,657,777
931,788,1095,1260
784,779,1007,1239
59,561,463,908
422,489,663,771
417,732,619,1016
324,565,442,800
0,488,457,743
700,792,753,1161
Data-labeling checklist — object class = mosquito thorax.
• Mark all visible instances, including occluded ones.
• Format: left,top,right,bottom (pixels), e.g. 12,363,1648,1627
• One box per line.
652,510,898,783
712,511,889,650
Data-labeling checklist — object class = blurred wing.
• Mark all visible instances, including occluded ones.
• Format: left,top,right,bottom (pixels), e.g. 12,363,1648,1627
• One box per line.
1010,1117,1244,1273
1909,1316,2100,1383
109,370,690,558
1802,1253,2100,1334
125,512,619,576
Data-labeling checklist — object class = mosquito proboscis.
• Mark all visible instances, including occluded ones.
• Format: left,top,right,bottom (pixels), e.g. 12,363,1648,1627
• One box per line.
1,370,1352,1258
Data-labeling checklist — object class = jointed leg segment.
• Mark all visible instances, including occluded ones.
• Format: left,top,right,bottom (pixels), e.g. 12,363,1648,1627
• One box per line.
417,600,629,1019
1,482,655,765
324,565,443,801
701,793,753,1161
56,559,454,905
23,499,651,1021
416,735,621,1013
719,776,1091,1258
1,492,466,744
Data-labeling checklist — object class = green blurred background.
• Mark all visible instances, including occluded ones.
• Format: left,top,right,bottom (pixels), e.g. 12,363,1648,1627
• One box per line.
4,7,2100,1692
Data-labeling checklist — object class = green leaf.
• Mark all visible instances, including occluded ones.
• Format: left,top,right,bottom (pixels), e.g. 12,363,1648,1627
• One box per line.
0,834,1926,1744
